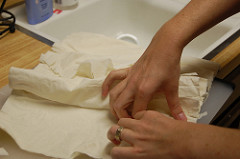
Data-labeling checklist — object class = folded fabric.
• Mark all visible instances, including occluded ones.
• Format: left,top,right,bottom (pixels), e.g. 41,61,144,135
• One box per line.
0,32,219,159
0,147,8,156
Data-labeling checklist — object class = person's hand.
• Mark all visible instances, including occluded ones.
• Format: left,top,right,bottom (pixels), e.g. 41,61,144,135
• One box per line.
108,110,240,159
107,110,191,159
102,29,187,120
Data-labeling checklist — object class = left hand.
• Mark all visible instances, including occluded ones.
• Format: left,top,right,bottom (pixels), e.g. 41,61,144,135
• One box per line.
107,110,191,159
108,110,240,159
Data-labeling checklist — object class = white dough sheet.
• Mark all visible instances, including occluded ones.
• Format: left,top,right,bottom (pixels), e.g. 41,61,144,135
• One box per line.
0,32,219,159
0,147,8,156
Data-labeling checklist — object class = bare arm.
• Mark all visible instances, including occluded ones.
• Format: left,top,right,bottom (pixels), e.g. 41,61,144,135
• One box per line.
108,111,240,159
102,0,240,120
189,122,240,159
105,1,240,158
158,0,240,49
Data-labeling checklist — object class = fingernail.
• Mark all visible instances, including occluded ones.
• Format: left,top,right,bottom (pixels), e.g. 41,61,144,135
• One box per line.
177,112,187,121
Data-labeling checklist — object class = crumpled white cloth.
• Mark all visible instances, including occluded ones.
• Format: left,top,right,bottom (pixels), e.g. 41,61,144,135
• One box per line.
0,147,8,156
0,32,219,159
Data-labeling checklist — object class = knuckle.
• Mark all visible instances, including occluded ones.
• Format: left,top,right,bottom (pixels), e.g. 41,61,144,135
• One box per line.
107,71,117,80
107,126,117,140
109,126,116,135
118,118,127,126
117,118,124,125
137,83,150,98
109,70,117,76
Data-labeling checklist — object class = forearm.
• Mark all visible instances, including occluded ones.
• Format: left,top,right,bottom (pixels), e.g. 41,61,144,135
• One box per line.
154,0,240,52
187,123,240,159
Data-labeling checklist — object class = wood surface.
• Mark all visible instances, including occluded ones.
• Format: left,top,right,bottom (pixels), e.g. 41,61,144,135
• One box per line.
0,0,24,9
211,36,240,79
0,30,51,88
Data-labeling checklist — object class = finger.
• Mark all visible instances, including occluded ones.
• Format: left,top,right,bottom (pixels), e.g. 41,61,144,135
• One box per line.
118,117,144,134
102,68,129,97
109,80,129,119
114,86,134,118
165,83,187,121
118,118,138,129
107,125,135,145
133,110,146,120
115,106,131,119
132,78,159,116
107,125,122,145
111,147,138,159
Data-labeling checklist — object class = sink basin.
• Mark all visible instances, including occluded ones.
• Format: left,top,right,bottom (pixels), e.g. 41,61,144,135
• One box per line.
9,0,240,58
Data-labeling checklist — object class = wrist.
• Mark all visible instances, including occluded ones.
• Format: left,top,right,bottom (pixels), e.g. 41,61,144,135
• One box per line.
185,124,240,159
172,122,198,159
157,19,192,50
149,24,184,64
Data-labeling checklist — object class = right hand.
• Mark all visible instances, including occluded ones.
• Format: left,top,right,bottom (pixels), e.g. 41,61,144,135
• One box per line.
102,28,187,120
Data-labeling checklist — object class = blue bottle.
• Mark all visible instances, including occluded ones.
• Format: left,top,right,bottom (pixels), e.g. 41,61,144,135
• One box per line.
25,0,53,25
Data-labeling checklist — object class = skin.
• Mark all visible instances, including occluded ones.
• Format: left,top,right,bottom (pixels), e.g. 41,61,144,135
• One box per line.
108,111,240,159
102,0,240,120
102,0,240,158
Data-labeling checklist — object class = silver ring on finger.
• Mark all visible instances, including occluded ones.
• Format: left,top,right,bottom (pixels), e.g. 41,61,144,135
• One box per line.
115,126,124,142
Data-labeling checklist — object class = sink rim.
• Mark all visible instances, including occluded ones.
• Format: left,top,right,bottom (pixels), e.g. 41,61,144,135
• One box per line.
9,0,240,58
